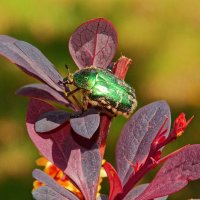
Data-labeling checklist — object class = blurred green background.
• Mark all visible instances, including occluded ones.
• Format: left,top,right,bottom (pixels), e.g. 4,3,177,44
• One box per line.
0,0,200,199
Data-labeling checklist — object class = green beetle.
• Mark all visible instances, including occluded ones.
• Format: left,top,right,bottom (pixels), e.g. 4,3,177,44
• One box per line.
64,66,137,118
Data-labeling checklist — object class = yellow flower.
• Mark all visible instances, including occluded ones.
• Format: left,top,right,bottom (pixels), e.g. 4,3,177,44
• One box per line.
33,157,107,199
33,157,83,199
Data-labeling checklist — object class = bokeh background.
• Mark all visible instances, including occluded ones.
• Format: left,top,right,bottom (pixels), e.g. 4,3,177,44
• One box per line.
0,0,200,199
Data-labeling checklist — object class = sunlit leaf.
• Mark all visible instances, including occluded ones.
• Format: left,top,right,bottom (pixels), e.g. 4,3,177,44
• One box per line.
69,18,117,69
0,35,64,92
116,101,171,185
16,83,70,106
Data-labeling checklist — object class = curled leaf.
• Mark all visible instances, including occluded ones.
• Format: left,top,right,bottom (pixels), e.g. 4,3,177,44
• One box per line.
69,18,118,69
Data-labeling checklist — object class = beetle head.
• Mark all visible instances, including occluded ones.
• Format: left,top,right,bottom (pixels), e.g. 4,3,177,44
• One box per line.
62,64,74,84
63,73,73,84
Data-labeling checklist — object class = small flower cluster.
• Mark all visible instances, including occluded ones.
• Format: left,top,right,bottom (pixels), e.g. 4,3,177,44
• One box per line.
33,157,83,199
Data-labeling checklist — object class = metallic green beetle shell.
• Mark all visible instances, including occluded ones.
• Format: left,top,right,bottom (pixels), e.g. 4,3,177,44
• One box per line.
73,66,137,117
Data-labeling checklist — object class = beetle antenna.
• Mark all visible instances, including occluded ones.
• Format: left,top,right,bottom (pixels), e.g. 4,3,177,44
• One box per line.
65,64,71,75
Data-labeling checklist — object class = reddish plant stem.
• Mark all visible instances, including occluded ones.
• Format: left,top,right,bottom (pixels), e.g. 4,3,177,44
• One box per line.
118,150,163,198
152,126,184,154
98,115,112,157
116,157,155,200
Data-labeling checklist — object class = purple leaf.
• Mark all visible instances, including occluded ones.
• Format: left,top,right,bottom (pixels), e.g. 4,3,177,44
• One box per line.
35,110,71,133
124,184,148,200
26,98,102,200
16,83,70,106
0,35,65,92
124,184,168,200
116,101,171,185
136,145,200,200
32,186,68,200
32,169,79,200
0,35,17,43
69,18,118,69
70,109,100,139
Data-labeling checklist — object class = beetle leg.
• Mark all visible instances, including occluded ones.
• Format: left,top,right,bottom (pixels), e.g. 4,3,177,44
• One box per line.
65,88,83,111
66,88,81,97
71,95,83,111
82,96,89,110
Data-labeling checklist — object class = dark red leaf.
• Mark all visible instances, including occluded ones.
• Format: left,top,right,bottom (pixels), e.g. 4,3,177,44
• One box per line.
32,169,79,200
0,35,65,92
136,145,200,200
26,99,102,200
69,18,117,69
70,109,100,139
124,184,168,200
103,162,123,200
35,110,71,133
16,83,70,106
116,101,171,186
